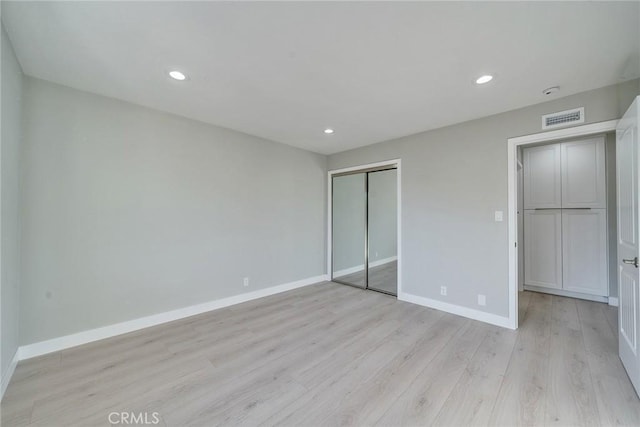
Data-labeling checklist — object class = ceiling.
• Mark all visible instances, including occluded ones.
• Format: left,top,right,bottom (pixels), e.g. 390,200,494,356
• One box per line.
2,2,639,155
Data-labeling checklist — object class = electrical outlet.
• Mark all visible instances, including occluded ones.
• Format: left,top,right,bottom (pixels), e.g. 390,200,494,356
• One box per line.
440,286,447,296
478,294,486,306
243,277,249,287
494,211,503,222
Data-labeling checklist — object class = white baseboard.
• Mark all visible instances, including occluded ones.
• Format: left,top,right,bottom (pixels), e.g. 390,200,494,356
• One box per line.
523,285,608,303
608,297,619,307
398,292,513,329
1,350,19,401
333,256,397,277
17,274,329,361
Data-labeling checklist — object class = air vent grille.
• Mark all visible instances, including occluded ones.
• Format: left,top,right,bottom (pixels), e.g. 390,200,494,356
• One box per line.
542,107,584,130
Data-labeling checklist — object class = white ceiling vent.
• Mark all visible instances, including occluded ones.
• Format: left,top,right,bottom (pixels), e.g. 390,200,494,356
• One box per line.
542,107,584,130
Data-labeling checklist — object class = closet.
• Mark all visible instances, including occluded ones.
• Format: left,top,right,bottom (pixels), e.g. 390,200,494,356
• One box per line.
331,167,398,296
523,136,608,300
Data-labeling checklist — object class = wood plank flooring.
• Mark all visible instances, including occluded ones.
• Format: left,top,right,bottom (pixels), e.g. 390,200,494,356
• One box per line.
2,284,639,426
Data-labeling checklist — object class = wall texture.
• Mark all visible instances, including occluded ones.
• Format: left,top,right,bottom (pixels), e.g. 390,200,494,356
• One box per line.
19,77,327,345
1,24,23,382
329,79,640,318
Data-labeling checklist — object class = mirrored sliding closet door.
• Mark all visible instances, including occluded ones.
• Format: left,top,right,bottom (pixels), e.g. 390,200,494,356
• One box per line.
331,167,397,296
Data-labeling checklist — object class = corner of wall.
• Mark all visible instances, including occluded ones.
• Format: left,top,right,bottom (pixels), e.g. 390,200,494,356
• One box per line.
1,20,24,400
617,78,640,118
0,349,18,400
17,274,329,361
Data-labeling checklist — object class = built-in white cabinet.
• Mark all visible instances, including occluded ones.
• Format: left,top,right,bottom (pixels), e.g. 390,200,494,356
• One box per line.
524,210,563,289
524,144,562,209
561,138,606,209
561,209,608,296
523,135,608,300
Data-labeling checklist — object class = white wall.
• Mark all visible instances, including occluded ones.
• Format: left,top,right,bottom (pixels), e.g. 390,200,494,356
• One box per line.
19,77,327,345
1,24,23,384
328,79,640,318
12,70,640,349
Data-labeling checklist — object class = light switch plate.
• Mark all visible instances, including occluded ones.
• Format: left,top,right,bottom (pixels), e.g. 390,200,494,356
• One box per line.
494,211,503,222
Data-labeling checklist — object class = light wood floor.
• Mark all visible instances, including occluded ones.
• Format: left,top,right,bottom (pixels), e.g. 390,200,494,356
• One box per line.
2,283,640,426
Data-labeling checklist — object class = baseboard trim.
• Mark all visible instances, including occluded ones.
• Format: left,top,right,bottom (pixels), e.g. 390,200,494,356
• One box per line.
523,285,608,303
333,256,397,277
18,274,329,361
398,292,513,329
608,297,619,307
1,350,19,401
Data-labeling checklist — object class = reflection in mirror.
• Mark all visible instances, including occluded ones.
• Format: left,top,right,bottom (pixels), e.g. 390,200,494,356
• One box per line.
367,169,397,295
332,173,366,288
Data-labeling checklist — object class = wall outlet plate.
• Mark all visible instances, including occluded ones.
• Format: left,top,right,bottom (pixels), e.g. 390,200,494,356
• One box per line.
440,286,447,296
243,277,249,287
494,211,503,222
478,294,486,306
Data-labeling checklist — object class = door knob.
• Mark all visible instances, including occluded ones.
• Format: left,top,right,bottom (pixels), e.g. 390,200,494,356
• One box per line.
623,257,639,268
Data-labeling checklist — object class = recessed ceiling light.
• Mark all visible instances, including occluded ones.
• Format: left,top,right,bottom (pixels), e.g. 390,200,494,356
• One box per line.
324,128,334,134
475,75,493,85
169,70,187,81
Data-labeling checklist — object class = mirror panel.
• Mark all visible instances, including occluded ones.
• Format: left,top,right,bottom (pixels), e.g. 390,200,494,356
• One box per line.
367,169,398,295
332,173,366,287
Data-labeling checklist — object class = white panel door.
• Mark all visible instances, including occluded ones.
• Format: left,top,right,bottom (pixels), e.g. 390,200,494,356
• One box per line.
561,137,606,208
562,209,608,296
617,96,640,396
524,209,562,289
523,144,562,209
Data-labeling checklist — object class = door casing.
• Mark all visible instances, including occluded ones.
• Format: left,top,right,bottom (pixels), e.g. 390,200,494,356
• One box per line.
327,159,401,296
507,120,619,329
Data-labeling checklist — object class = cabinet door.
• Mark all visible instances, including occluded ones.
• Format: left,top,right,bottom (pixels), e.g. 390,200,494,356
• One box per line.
524,144,562,209
562,209,608,296
561,137,606,208
524,210,563,289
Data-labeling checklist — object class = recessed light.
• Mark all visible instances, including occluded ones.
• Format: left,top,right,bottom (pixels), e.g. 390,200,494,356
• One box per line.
475,75,493,85
324,128,334,134
169,70,187,81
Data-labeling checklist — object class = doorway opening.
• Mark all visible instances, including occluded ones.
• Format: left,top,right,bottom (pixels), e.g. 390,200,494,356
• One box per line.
507,120,619,329
328,160,401,297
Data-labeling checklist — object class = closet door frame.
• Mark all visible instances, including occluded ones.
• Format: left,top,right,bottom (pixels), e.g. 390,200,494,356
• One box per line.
508,120,619,330
328,159,401,296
